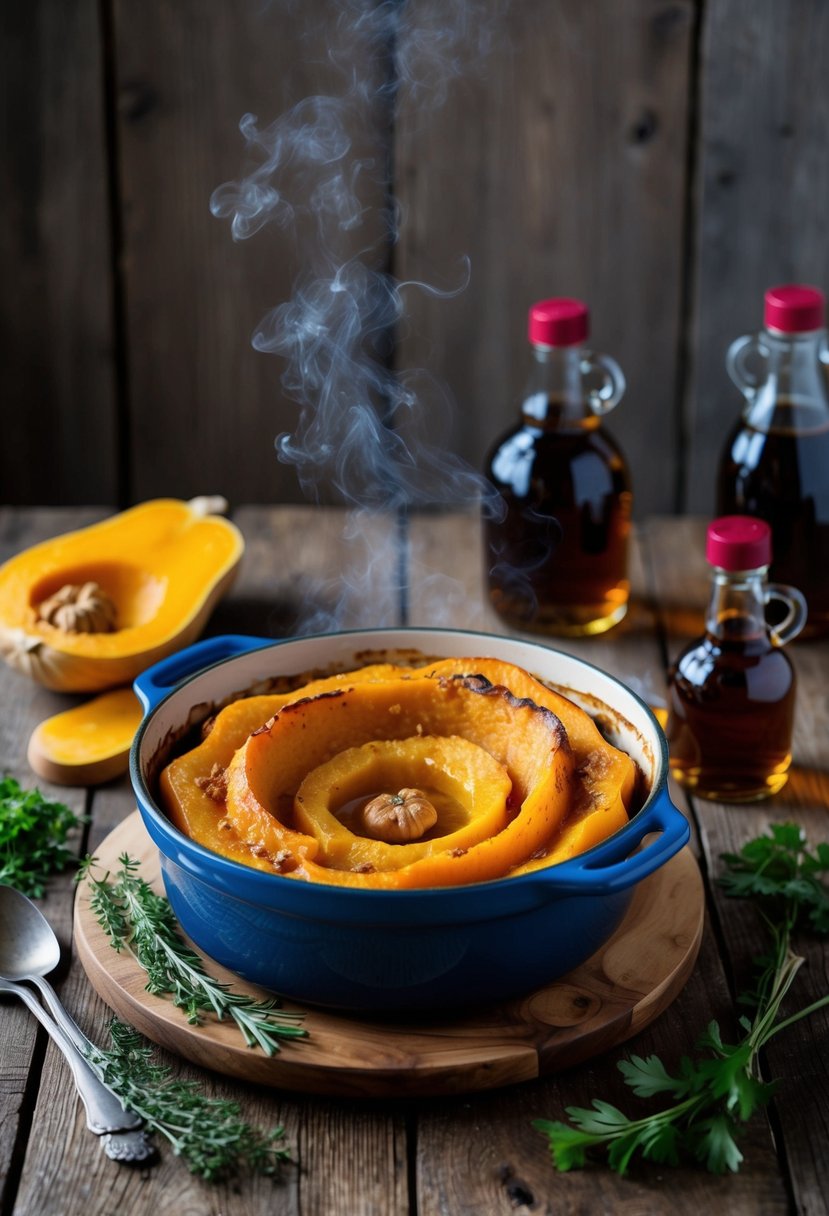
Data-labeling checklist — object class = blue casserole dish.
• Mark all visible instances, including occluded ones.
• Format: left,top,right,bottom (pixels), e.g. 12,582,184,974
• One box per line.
130,628,689,1012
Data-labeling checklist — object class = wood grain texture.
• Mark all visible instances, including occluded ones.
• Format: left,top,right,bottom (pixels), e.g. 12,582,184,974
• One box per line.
217,506,404,638
406,511,790,1211
74,811,704,1097
394,0,696,517
686,0,829,513
0,3,117,506
416,924,790,1216
112,0,389,506
3,506,826,1213
647,514,829,1215
0,511,107,1214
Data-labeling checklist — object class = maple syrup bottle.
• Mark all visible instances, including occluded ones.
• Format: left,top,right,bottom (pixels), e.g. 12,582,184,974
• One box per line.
717,284,829,636
666,516,806,802
484,298,632,636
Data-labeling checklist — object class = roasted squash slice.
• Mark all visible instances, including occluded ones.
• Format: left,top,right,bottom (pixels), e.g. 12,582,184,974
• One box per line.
161,663,419,859
0,498,243,691
293,735,512,870
222,674,574,888
159,656,637,886
412,657,635,851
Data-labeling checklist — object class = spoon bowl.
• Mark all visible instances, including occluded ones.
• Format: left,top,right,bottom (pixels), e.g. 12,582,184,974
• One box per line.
0,883,61,979
0,882,148,1153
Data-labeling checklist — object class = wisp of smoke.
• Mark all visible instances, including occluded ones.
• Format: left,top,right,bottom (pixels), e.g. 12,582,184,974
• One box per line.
211,0,507,630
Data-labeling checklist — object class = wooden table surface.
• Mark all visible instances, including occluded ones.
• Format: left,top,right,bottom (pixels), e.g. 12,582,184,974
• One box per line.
1,505,827,1216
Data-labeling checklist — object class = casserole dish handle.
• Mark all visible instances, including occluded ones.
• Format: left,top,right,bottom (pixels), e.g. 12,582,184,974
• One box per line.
133,634,271,713
532,799,690,895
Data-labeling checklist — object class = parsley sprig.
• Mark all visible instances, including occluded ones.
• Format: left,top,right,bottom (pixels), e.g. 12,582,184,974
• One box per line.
535,823,829,1176
0,775,83,896
79,854,307,1054
85,1019,291,1181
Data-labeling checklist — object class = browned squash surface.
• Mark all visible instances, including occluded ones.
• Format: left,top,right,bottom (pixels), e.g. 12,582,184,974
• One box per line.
223,675,573,888
160,656,638,888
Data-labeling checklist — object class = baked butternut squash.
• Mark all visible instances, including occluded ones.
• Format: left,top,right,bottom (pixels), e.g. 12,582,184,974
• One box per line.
0,498,243,691
159,656,637,888
413,657,636,852
223,674,574,888
293,735,512,869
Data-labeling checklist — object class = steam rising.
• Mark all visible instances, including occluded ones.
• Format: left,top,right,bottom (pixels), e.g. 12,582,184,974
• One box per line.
212,0,505,629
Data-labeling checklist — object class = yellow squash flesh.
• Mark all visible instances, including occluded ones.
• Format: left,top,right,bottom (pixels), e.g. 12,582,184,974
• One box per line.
293,735,513,870
0,498,244,691
27,687,143,787
159,657,638,888
223,674,574,888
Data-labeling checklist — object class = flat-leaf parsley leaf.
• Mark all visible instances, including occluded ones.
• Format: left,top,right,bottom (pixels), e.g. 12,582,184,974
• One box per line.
535,822,829,1176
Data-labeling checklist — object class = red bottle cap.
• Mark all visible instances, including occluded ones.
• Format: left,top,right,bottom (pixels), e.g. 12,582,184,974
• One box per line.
706,516,772,571
764,284,825,333
528,298,589,347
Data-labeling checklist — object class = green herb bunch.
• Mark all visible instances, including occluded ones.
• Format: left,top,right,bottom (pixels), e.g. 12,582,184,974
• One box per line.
0,775,83,896
86,1019,291,1181
535,823,829,1176
80,854,307,1054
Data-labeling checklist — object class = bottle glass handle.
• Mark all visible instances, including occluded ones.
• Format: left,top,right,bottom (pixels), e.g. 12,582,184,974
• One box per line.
581,352,626,416
767,583,808,646
726,333,767,397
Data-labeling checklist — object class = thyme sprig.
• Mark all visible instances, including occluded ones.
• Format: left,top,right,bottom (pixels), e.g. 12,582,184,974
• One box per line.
0,775,83,896
79,854,307,1054
535,823,829,1176
85,1019,291,1181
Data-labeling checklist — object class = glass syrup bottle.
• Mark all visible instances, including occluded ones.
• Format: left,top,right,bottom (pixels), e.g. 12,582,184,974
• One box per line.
666,515,806,802
717,283,829,637
483,298,632,637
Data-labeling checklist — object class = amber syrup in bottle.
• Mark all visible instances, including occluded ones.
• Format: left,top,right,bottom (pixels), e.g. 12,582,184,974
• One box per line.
717,283,829,637
666,516,806,802
484,298,632,636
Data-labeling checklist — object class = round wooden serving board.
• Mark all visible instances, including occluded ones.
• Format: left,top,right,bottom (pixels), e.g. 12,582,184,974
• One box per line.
74,811,704,1099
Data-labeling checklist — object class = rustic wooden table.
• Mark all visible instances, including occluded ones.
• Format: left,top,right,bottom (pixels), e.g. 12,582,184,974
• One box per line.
1,506,827,1216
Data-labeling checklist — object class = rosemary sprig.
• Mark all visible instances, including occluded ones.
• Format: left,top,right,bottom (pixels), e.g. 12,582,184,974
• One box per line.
79,854,307,1054
0,775,83,897
535,822,829,1176
85,1019,291,1181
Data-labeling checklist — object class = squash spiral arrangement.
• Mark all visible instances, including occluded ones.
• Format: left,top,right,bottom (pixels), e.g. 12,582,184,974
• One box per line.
160,657,638,889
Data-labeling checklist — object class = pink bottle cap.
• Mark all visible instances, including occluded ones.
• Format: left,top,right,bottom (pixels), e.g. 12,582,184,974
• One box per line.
706,516,772,571
528,298,589,347
764,284,825,333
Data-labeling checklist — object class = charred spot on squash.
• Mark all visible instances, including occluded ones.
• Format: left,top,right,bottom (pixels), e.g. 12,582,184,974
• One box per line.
158,655,639,890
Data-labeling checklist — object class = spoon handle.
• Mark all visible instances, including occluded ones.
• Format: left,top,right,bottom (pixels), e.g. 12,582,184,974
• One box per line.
25,973,98,1055
2,979,143,1134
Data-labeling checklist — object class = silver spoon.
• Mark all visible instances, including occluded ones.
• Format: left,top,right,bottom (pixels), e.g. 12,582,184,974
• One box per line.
0,883,155,1163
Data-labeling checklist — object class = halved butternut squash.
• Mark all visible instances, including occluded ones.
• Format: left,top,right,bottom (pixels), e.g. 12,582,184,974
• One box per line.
0,498,243,691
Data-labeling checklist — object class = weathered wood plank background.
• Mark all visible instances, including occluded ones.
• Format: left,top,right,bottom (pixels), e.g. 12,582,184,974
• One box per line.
2,0,827,514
